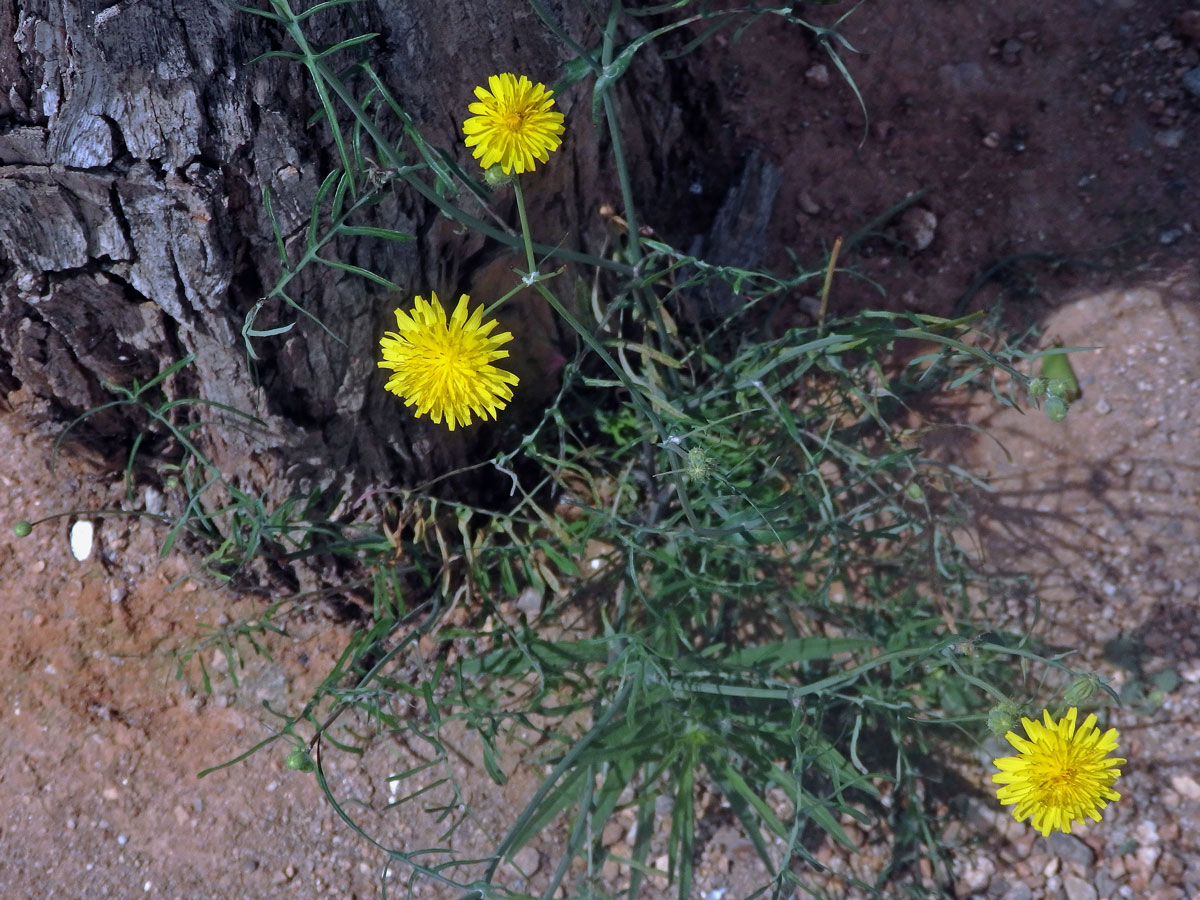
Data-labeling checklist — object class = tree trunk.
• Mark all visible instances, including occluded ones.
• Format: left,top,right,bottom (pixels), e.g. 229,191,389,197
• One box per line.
0,0,719,585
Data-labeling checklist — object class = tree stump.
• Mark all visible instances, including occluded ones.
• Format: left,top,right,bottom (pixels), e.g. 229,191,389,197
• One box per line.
0,1,719,585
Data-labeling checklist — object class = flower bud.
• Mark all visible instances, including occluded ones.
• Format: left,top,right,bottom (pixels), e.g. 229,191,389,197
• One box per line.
483,165,513,187
685,447,713,482
1026,377,1048,399
1046,378,1074,400
987,699,1023,737
13,520,32,538
1064,672,1100,706
285,748,315,772
1044,395,1069,422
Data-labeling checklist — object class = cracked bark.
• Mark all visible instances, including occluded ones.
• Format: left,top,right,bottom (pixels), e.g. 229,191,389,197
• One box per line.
0,0,713,585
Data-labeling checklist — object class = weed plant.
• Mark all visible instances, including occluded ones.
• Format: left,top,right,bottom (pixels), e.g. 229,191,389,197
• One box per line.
27,1,1119,898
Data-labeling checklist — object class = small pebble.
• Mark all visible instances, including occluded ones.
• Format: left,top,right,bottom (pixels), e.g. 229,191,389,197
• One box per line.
512,847,541,876
1063,873,1098,900
1182,66,1200,98
70,520,94,561
1049,832,1095,867
1170,773,1200,800
1153,130,1184,150
804,64,831,89
899,206,938,252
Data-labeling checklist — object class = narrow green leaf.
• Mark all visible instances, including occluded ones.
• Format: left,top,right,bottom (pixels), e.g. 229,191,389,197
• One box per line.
723,637,875,671
336,225,415,242
539,541,580,577
294,0,365,22
314,255,400,290
314,32,380,60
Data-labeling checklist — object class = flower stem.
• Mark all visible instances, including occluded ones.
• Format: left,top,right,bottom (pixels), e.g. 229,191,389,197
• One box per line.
513,178,538,277
480,268,562,320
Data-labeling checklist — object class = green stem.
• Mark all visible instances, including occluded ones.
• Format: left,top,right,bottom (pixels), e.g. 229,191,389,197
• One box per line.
480,268,562,320
512,178,538,277
601,90,642,267
529,278,701,531
289,31,631,274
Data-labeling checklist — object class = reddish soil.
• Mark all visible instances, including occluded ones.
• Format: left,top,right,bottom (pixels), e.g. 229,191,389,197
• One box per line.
4,2,1200,898
703,0,1198,318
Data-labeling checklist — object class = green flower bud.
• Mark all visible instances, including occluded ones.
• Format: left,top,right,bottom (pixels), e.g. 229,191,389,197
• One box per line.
987,699,1023,737
285,748,315,772
685,447,713,482
1044,395,1069,422
1046,377,1073,400
1064,672,1100,706
1026,377,1048,399
905,482,924,502
483,165,513,187
13,520,32,538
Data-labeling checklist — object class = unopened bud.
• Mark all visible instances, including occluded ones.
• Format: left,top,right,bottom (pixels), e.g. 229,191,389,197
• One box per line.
1044,395,1069,422
1026,377,1048,399
1064,673,1101,706
987,699,1024,737
483,165,513,187
685,447,713,482
13,520,32,537
1046,377,1073,400
285,748,315,772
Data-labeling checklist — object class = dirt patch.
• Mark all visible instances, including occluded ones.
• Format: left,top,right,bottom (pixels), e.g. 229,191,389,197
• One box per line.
0,413,385,898
694,0,1199,318
938,265,1200,900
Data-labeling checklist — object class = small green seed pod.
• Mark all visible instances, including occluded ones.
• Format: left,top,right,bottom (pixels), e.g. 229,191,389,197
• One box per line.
685,447,713,482
987,699,1024,737
285,748,315,772
1046,377,1074,400
1044,395,1069,422
13,520,32,538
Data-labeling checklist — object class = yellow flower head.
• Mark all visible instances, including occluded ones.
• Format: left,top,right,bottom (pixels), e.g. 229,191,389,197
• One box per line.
462,73,565,175
992,707,1124,837
378,292,519,431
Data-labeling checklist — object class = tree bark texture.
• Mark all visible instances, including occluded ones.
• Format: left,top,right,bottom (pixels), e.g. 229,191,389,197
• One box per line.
0,0,717,578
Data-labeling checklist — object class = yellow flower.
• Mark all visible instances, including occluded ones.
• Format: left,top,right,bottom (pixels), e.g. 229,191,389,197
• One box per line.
378,292,519,431
992,707,1124,837
462,73,565,175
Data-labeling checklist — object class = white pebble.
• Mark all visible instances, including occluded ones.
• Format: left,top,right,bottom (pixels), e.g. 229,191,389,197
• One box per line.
70,520,95,561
